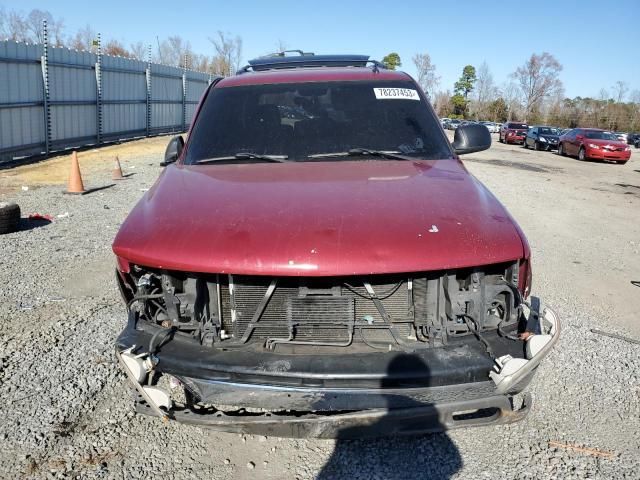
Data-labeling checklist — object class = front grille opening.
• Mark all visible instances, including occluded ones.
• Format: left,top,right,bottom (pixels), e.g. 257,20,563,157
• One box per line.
123,261,525,351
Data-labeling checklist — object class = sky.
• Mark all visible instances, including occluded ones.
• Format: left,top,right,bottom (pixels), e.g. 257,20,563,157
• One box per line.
2,0,639,99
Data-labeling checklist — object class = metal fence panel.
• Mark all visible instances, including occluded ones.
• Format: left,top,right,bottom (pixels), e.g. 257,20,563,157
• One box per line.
150,63,182,133
0,39,216,165
47,47,97,147
101,55,147,139
0,42,46,158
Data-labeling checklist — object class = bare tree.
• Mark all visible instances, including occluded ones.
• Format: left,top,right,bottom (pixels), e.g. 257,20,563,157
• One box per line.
103,39,132,57
501,82,523,121
1,10,29,41
69,24,97,51
475,63,496,102
412,52,440,99
154,35,194,67
472,62,497,119
209,31,243,76
129,41,148,61
433,89,452,117
0,6,6,38
25,9,65,45
612,81,628,103
512,52,563,122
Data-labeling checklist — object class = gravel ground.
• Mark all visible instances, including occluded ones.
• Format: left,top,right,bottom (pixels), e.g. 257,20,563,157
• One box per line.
0,137,639,479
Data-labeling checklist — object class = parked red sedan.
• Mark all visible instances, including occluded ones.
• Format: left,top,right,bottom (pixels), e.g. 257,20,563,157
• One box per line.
499,122,528,144
558,128,631,164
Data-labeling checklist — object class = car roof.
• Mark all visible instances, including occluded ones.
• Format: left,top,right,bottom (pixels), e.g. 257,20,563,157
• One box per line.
217,67,411,88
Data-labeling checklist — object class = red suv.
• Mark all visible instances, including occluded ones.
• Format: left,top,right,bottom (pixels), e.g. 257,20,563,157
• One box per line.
112,53,559,438
558,128,631,164
499,122,528,144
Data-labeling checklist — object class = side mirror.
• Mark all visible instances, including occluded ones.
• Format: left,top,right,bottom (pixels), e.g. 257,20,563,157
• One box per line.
452,123,491,155
575,134,584,141
161,136,184,166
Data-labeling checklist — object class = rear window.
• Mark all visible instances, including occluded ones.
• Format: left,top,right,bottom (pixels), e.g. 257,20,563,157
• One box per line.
507,123,527,129
184,80,451,163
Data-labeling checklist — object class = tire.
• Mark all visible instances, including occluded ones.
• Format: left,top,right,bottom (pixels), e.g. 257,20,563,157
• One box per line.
523,140,528,149
534,141,539,151
578,147,586,161
558,143,566,156
0,202,21,235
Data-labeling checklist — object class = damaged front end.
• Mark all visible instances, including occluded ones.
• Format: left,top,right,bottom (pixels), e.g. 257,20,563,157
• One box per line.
114,260,559,438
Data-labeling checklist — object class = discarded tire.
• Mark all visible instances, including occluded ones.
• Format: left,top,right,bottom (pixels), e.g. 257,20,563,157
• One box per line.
0,202,21,234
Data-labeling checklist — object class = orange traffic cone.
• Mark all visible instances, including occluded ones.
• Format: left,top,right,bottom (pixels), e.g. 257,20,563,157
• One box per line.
67,151,86,194
112,156,125,180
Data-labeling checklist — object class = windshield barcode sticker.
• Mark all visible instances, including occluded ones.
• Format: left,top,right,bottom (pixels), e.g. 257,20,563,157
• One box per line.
373,88,420,100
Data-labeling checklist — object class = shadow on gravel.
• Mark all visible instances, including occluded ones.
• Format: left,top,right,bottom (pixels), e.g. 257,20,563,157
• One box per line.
19,217,52,231
317,355,462,480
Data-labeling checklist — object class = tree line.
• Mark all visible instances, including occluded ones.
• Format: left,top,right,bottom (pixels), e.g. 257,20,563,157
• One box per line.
383,51,640,133
0,7,242,76
2,8,638,131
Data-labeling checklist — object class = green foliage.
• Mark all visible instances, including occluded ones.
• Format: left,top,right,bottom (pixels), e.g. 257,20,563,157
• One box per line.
454,65,477,99
487,98,508,122
382,52,402,70
450,93,468,117
549,97,640,131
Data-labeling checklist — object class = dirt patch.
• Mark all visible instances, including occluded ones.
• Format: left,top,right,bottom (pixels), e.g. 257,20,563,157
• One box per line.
0,136,169,193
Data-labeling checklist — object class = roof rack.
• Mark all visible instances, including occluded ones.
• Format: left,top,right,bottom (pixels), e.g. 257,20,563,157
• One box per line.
236,51,387,74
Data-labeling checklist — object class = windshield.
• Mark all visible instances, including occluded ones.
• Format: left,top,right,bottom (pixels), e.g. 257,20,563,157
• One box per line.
585,131,619,140
539,127,558,135
507,123,527,130
184,81,451,163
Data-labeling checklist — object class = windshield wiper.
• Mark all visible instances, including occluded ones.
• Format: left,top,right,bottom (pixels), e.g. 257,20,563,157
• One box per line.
196,152,289,164
307,148,413,161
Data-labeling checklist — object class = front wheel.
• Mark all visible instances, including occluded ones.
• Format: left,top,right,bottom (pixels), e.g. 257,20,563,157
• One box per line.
533,141,540,151
578,147,586,161
558,143,566,156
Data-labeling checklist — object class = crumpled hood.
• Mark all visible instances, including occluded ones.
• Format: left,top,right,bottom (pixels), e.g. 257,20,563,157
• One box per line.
113,159,526,276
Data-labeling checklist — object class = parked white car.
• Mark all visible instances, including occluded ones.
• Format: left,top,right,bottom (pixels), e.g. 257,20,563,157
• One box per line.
614,132,628,143
481,121,499,133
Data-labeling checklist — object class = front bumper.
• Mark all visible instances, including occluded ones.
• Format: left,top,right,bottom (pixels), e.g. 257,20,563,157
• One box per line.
585,148,631,161
115,305,560,438
539,140,558,149
505,135,525,144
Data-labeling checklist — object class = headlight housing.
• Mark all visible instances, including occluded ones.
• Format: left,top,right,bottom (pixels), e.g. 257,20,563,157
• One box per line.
588,143,600,149
539,136,547,142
